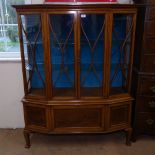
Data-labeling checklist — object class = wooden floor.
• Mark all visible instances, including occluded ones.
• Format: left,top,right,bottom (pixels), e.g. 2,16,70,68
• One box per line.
0,129,155,155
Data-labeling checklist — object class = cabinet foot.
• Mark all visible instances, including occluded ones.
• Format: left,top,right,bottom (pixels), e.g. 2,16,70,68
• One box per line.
125,128,132,146
23,130,31,148
131,129,139,142
131,133,137,142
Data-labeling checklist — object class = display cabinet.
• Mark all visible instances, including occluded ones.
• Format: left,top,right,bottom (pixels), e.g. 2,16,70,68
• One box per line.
13,4,137,148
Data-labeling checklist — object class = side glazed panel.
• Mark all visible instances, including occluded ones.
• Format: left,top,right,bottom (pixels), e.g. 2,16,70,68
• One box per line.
20,14,46,96
110,14,135,95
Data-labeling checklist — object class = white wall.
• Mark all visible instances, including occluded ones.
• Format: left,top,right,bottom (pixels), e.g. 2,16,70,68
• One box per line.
31,0,44,4
0,61,24,128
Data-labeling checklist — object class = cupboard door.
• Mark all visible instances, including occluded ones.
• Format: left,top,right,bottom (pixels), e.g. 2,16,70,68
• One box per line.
24,105,47,128
79,13,105,97
20,14,46,97
53,106,103,131
110,14,135,95
108,102,131,130
49,13,76,98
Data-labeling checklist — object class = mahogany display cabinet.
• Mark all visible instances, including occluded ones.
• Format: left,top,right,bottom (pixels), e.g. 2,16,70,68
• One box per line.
13,4,138,148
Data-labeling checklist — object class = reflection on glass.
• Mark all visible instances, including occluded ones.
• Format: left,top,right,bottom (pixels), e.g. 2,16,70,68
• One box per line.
110,14,133,95
80,14,105,97
21,14,45,96
49,14,75,97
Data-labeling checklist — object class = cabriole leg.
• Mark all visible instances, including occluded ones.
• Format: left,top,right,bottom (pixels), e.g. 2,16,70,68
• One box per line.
125,128,132,146
23,130,31,148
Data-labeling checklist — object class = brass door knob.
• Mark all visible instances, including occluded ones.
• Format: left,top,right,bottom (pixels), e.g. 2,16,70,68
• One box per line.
150,86,155,93
148,101,155,108
146,119,154,125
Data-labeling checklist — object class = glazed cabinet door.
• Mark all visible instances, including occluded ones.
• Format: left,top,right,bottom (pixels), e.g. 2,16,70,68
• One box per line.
18,14,46,98
78,12,105,97
109,13,136,96
48,12,77,98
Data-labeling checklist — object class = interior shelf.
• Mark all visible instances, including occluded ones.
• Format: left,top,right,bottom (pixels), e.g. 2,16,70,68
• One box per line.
29,88,45,96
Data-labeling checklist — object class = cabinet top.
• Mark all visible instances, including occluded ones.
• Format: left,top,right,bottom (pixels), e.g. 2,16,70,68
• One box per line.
12,3,144,10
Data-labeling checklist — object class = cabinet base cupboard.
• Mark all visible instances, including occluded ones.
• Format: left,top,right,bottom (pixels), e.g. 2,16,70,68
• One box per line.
13,4,137,148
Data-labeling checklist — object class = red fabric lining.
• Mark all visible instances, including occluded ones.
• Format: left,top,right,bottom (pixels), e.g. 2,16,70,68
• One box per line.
45,0,117,2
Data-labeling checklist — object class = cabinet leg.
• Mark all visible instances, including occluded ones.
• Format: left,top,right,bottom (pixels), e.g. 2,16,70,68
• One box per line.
23,130,31,148
125,128,132,146
131,130,137,142
131,127,141,142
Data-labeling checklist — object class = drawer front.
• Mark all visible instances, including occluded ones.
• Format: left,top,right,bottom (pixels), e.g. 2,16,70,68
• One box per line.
136,96,155,112
53,106,104,131
138,77,155,95
24,104,49,130
146,0,155,4
141,54,155,72
108,102,131,130
145,21,155,36
144,37,155,52
137,113,155,134
147,7,155,20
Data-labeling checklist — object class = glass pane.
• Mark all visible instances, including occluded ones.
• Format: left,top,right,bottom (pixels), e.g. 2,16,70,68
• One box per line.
80,14,105,97
0,0,25,52
21,14,45,96
110,14,133,95
49,14,75,97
